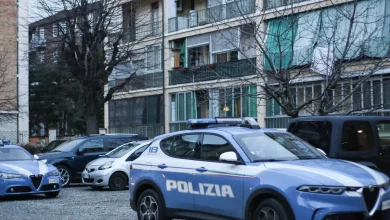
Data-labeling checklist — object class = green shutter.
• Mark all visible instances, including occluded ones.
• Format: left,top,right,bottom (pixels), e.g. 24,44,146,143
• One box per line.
265,16,298,70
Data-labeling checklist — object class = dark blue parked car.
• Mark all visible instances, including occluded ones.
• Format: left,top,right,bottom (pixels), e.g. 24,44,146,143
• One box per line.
36,134,148,186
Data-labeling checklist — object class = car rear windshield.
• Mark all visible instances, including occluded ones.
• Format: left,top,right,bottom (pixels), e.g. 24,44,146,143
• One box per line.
234,132,324,162
106,143,141,158
0,148,33,161
52,139,85,152
378,121,390,148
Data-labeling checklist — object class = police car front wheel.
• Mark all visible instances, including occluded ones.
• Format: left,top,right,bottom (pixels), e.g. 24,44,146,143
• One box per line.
253,198,289,220
137,189,168,220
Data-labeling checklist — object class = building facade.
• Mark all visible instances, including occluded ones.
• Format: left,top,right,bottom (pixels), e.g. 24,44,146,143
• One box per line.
0,0,29,144
103,0,390,137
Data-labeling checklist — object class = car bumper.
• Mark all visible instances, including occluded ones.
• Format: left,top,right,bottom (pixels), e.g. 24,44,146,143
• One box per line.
81,170,111,186
0,175,61,196
295,187,390,220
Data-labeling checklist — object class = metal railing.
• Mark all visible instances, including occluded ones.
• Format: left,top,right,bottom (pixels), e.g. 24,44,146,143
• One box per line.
169,58,257,85
109,124,164,139
263,0,309,10
169,122,188,132
168,0,255,33
108,72,163,91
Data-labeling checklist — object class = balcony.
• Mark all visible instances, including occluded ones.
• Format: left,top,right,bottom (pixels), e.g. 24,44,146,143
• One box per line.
264,0,309,10
169,58,257,85
108,72,163,91
29,36,46,51
168,0,255,33
107,21,162,46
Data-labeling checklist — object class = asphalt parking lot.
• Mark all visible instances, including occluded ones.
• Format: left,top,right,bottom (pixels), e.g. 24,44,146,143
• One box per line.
0,184,137,220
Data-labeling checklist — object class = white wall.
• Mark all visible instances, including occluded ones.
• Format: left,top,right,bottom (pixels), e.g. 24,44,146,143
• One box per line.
18,0,30,144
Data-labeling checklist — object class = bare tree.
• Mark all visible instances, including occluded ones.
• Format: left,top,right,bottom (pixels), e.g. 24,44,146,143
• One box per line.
35,0,162,134
192,0,390,119
0,48,18,117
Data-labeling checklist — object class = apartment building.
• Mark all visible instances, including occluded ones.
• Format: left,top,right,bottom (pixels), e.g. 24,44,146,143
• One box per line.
104,0,390,136
0,0,29,144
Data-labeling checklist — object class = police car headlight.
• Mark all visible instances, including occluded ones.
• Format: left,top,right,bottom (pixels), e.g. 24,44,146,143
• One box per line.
47,170,60,176
98,161,114,170
39,159,48,164
297,186,345,195
0,173,23,179
380,180,390,190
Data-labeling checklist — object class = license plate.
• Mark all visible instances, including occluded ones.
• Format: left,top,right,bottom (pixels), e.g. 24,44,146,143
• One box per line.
48,178,59,184
83,174,90,179
382,200,390,210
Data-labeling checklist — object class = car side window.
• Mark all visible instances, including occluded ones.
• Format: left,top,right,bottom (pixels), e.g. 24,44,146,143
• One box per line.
342,121,375,151
79,139,104,153
127,145,149,161
288,121,332,154
160,134,200,159
200,135,235,162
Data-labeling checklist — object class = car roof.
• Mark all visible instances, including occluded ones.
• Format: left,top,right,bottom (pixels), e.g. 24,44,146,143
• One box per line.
289,116,390,123
154,126,286,140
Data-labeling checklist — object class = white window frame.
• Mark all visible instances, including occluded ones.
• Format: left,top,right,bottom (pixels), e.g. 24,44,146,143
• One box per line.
145,44,162,72
39,27,45,39
53,24,58,37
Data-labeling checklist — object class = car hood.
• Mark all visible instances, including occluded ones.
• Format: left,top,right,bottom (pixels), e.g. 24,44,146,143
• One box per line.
37,151,73,160
0,160,57,176
86,157,117,167
264,159,389,187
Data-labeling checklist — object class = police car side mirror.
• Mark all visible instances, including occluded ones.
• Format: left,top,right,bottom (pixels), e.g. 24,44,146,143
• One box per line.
33,155,39,160
220,152,239,163
316,148,327,157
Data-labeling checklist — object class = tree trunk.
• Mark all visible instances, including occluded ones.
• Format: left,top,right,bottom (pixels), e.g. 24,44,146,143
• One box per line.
86,98,99,135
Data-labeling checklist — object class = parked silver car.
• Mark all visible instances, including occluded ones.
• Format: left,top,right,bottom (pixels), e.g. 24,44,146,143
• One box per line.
82,140,151,190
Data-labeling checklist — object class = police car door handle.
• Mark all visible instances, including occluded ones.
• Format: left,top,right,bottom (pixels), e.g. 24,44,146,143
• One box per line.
157,164,167,169
196,167,207,173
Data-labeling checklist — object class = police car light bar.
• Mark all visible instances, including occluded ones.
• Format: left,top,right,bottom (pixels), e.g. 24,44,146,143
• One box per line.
187,117,260,130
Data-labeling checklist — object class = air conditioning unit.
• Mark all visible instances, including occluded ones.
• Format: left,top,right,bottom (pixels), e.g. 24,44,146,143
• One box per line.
189,10,198,27
176,0,182,11
169,41,181,51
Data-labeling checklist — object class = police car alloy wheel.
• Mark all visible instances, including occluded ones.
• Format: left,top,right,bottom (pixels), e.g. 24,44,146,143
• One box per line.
137,189,165,220
253,198,288,220
57,166,71,187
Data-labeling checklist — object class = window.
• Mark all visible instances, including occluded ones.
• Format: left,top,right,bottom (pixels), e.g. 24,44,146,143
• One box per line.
127,144,149,161
341,121,375,151
39,27,45,39
106,138,134,151
53,24,58,37
170,92,197,122
146,45,161,71
217,86,257,118
215,51,238,63
58,22,67,35
151,2,159,35
201,135,235,162
378,121,390,148
79,139,104,153
160,134,200,159
188,45,209,67
53,50,59,64
288,121,332,154
38,51,44,63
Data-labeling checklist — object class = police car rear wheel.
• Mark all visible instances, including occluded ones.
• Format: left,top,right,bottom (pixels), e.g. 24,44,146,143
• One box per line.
253,198,289,220
108,172,127,191
137,189,165,220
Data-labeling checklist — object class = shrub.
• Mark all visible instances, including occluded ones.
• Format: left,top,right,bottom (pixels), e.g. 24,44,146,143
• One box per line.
20,143,42,155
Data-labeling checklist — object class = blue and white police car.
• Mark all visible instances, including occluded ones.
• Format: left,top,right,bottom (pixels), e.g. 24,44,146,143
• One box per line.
0,142,62,198
129,118,390,220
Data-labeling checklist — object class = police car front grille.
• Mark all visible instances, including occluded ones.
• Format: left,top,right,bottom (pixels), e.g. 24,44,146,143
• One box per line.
30,175,43,189
363,187,380,213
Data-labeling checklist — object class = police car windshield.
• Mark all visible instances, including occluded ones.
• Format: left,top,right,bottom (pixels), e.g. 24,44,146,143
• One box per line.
0,148,33,161
106,143,140,158
52,139,85,152
234,132,324,162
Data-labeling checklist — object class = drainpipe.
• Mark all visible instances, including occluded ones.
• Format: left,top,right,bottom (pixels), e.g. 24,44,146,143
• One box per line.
161,0,166,134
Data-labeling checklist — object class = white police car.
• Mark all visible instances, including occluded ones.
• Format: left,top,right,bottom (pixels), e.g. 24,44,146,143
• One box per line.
129,118,390,220
0,142,61,198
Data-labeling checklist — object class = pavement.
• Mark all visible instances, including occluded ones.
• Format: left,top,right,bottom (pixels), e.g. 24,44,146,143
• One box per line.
0,184,137,220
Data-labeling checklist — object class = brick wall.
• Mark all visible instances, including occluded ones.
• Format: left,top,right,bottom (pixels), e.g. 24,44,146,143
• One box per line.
0,0,18,111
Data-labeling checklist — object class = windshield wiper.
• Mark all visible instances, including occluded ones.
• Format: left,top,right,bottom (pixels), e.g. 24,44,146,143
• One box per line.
252,159,290,162
51,150,63,153
299,156,320,160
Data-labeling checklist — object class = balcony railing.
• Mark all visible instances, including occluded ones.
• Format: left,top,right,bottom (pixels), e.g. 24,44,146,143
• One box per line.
109,124,163,139
107,21,162,46
168,0,255,33
264,0,309,10
169,58,257,85
108,71,163,91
